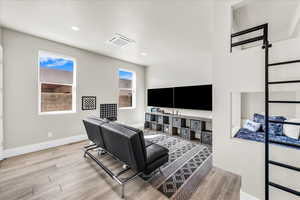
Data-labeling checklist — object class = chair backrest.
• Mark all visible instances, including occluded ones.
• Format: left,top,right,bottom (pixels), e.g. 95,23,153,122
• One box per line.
100,122,146,172
86,115,110,123
113,122,147,159
83,119,106,149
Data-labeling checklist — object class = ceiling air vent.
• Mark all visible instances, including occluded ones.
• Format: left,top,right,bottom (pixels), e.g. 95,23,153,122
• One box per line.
107,34,135,48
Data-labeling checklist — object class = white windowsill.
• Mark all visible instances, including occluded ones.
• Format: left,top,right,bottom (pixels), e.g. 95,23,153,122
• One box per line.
118,107,135,110
38,110,77,115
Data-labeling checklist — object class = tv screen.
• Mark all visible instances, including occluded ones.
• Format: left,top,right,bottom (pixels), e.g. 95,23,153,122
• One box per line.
147,88,174,108
174,85,212,110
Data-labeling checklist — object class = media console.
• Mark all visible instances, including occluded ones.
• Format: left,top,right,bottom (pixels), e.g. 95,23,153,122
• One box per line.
144,112,212,145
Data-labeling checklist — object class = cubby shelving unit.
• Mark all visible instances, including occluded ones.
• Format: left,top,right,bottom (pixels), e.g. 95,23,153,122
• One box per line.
144,112,212,145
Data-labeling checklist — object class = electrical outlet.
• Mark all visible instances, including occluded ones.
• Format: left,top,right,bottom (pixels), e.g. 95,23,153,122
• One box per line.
48,132,53,138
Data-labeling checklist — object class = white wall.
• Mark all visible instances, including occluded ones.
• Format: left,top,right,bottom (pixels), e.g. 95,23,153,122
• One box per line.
3,28,145,149
213,1,300,200
0,26,3,159
146,53,212,88
145,51,213,119
241,92,297,120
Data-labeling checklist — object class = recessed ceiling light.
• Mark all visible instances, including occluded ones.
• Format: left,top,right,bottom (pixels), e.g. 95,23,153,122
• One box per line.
71,26,79,31
140,52,148,56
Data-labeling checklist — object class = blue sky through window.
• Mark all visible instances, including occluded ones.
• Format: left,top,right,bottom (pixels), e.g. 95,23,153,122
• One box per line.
119,70,133,80
40,54,74,72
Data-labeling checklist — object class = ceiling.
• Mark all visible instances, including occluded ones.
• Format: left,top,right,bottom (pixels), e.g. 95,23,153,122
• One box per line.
0,0,214,66
233,0,300,43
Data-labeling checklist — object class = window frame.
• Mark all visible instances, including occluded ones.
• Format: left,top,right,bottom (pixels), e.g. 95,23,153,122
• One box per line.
38,50,77,115
118,68,136,110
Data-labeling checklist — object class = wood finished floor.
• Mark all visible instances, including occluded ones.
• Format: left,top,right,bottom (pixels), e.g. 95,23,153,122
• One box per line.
0,141,241,200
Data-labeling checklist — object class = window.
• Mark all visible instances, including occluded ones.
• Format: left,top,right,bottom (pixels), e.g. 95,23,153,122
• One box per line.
38,51,76,114
118,69,136,109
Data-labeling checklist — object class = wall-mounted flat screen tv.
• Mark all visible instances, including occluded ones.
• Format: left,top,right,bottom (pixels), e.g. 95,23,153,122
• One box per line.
174,85,212,110
147,88,174,108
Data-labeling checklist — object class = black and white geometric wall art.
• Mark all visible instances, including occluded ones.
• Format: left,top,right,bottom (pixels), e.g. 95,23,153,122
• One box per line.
81,96,97,110
100,103,117,121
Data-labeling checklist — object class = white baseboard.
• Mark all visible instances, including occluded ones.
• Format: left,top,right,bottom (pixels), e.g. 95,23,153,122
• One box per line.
3,134,87,159
240,190,260,200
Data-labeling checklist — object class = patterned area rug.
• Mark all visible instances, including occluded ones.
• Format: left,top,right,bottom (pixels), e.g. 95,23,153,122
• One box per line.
141,131,212,200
